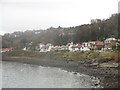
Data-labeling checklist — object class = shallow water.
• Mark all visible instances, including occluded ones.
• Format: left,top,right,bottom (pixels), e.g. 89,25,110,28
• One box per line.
2,61,100,88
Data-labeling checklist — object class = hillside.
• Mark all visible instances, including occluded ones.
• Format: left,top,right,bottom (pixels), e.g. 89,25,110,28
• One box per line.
2,13,119,49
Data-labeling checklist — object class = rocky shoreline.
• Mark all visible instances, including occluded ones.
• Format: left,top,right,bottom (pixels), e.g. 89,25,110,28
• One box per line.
2,56,119,88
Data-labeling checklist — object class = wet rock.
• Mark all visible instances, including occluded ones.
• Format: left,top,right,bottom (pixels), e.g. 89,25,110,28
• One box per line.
90,63,99,66
99,63,118,68
97,58,111,63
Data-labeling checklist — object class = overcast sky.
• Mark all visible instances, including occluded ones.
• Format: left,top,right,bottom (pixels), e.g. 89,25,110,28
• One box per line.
0,0,119,35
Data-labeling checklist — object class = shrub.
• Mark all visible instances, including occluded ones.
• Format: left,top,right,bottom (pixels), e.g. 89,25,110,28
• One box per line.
98,51,116,60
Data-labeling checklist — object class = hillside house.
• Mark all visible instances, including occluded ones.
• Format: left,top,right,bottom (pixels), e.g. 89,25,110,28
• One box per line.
51,46,61,51
81,42,94,51
104,37,117,50
104,38,116,44
40,46,49,52
95,41,104,50
60,45,69,51
34,43,53,52
68,42,74,51
80,47,90,51
70,44,81,52
0,48,12,53
68,43,82,52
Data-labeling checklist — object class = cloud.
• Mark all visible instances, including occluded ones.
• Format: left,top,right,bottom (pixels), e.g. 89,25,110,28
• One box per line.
0,0,119,34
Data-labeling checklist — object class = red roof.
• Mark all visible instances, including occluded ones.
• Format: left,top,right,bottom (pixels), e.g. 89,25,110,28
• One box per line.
77,44,82,48
1,48,12,52
71,45,77,48
61,45,68,48
71,44,81,48
95,41,104,46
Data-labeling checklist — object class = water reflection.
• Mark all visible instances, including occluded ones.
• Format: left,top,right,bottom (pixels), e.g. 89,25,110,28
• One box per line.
2,61,100,88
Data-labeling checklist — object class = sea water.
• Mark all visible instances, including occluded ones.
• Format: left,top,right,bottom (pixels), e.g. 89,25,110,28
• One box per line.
2,61,101,88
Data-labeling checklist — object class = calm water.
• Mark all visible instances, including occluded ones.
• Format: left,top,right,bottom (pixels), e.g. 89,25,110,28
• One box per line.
2,61,101,88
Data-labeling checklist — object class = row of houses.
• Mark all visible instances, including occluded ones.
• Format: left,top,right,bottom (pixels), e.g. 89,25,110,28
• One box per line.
0,48,13,53
35,37,119,52
1,37,119,53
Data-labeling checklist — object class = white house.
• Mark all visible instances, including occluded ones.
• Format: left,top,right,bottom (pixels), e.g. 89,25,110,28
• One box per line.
68,42,82,52
22,47,27,51
46,43,52,52
38,43,53,52
68,42,74,51
104,38,117,44
104,37,117,50
60,45,69,51
70,45,79,51
81,42,93,51
80,47,90,51
82,42,91,47
40,46,49,52
39,43,45,49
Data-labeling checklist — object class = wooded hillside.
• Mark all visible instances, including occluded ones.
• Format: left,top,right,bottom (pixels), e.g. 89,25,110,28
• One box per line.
2,13,119,49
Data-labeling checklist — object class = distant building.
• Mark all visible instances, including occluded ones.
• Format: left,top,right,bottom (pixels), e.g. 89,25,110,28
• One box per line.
40,46,49,52
95,41,104,50
51,46,61,51
80,47,90,51
60,45,69,51
38,43,53,52
104,37,117,50
0,48,12,53
70,44,81,52
91,19,101,24
68,42,74,51
22,47,27,51
104,38,117,44
81,42,95,51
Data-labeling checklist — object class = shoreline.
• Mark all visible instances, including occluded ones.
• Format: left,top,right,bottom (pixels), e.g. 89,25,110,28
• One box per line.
2,57,119,88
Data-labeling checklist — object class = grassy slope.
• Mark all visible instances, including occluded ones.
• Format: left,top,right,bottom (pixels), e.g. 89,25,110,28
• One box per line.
3,50,119,62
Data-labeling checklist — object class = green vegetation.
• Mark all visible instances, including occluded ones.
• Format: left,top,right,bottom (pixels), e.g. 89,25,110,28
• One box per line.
3,50,45,58
3,50,119,62
2,13,119,49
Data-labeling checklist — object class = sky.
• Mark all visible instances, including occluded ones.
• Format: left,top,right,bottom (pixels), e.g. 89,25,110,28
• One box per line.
0,0,119,35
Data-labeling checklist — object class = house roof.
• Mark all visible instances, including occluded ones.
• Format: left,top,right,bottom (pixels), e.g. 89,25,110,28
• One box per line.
1,48,12,51
71,44,81,48
95,41,104,46
77,44,82,48
52,46,61,49
105,38,116,41
61,45,68,48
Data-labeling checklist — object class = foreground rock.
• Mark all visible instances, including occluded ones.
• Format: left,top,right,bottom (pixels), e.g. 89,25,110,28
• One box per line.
99,62,118,68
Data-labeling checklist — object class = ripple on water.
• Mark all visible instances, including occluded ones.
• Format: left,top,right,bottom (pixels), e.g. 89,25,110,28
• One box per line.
2,61,101,88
